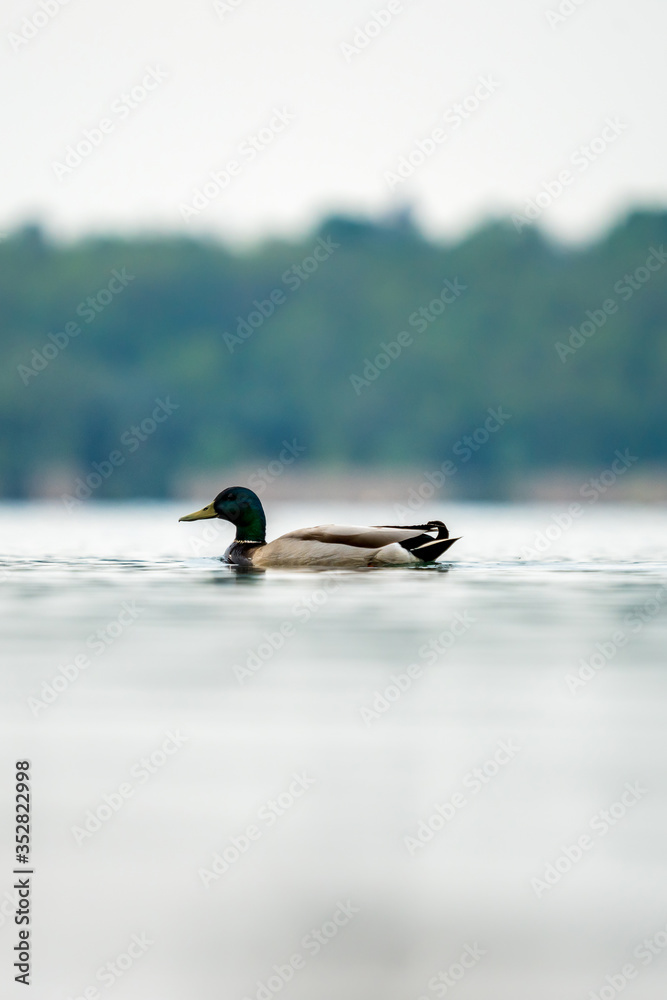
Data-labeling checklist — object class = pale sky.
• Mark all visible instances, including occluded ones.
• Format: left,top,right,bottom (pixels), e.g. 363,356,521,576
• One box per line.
2,0,665,245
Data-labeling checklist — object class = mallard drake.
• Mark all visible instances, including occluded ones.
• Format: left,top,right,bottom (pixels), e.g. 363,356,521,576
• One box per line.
179,487,460,568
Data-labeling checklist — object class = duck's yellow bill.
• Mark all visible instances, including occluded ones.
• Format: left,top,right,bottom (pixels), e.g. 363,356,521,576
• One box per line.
179,503,218,522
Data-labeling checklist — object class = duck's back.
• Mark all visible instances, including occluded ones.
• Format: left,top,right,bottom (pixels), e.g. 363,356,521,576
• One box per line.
251,523,456,568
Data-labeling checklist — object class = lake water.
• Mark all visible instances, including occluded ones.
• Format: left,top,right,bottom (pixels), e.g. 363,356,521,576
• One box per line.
1,500,667,1000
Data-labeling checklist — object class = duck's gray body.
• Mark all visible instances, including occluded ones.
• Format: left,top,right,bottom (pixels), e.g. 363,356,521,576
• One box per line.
225,522,459,568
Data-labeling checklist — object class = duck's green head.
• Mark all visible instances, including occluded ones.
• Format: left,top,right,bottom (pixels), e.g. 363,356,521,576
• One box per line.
179,486,266,543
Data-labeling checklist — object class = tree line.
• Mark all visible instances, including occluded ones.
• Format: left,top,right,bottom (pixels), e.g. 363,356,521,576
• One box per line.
0,209,665,498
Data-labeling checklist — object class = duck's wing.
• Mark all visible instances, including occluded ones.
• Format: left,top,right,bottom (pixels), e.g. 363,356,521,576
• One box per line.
278,523,428,546
277,520,458,562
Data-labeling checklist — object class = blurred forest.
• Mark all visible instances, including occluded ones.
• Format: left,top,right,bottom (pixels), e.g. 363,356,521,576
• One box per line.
1,209,666,499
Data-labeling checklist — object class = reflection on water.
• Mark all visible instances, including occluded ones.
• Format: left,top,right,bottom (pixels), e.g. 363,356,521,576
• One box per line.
1,501,667,1000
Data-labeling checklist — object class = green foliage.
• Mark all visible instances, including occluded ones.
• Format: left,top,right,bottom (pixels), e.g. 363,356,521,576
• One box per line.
1,211,665,497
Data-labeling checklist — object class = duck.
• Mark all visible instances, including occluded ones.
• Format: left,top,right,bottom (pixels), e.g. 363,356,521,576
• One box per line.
179,487,460,568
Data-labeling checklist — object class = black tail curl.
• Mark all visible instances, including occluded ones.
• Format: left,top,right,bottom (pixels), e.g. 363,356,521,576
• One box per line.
377,520,459,562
